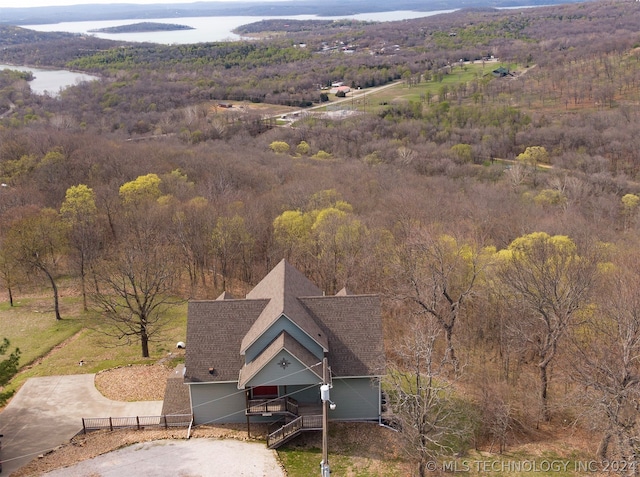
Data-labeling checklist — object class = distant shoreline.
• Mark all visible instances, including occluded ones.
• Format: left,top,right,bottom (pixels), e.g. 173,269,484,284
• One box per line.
0,0,587,26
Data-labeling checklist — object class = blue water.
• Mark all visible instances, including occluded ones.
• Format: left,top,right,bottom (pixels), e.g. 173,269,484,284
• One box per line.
0,64,98,96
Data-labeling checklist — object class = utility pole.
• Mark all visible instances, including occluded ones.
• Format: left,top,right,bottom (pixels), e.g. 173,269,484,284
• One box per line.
320,356,331,477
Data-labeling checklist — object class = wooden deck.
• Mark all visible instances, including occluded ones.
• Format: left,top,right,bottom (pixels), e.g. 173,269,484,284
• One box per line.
266,414,323,449
246,397,299,416
246,397,324,448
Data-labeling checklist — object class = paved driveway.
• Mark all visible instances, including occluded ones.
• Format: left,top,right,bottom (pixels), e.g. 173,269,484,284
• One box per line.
42,438,285,477
0,374,163,475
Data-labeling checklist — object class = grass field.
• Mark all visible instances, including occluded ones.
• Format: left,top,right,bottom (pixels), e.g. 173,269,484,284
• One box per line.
327,62,516,115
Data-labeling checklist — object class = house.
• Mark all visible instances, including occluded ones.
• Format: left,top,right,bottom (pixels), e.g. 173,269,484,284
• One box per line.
183,260,384,447
491,66,512,77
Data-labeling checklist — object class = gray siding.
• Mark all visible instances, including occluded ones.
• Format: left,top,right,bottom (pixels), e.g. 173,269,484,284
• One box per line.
189,378,380,424
190,382,246,424
245,315,324,362
286,384,321,404
329,378,380,421
245,350,322,388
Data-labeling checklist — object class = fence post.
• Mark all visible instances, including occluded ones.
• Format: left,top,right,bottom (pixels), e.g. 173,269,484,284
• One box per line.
164,415,168,429
82,418,86,434
109,417,113,432
137,416,140,430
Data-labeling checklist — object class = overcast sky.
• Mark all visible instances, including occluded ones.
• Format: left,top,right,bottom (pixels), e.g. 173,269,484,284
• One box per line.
0,0,257,9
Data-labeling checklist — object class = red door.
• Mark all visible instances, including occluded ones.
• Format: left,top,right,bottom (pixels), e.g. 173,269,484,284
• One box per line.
252,386,278,398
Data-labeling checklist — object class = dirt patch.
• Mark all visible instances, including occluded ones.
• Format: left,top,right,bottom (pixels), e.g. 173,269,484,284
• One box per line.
94,364,172,401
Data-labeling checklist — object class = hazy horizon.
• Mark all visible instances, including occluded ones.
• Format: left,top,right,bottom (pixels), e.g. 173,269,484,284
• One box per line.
0,0,289,9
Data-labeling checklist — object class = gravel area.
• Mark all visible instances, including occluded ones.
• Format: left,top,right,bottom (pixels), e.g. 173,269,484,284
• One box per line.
14,426,277,477
40,438,285,477
94,364,172,401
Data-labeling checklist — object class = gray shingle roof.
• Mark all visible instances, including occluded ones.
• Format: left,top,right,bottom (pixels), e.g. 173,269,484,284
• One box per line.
184,298,268,382
184,260,383,384
241,260,328,354
299,295,384,377
161,364,191,415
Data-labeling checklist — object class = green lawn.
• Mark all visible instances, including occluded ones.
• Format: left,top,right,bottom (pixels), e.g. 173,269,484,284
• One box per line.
325,62,518,115
0,293,187,399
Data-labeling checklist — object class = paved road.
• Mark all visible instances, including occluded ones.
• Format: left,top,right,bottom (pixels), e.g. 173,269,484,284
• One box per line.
0,374,163,475
42,438,285,477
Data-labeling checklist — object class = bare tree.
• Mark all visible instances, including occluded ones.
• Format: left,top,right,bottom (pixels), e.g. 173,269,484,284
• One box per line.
4,207,67,320
91,238,181,358
399,227,487,373
570,254,640,473
385,317,473,477
91,182,181,358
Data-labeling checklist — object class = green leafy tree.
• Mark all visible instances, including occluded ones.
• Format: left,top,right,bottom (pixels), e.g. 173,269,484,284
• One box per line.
533,189,567,209
60,184,100,311
119,173,162,204
269,141,290,154
517,146,549,166
621,194,640,229
0,338,20,404
312,150,332,161
496,232,600,421
517,146,549,186
273,209,312,262
296,141,310,156
273,191,368,292
450,144,473,164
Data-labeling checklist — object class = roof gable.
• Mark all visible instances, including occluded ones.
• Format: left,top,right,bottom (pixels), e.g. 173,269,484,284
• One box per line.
238,331,323,388
240,259,328,354
244,314,324,363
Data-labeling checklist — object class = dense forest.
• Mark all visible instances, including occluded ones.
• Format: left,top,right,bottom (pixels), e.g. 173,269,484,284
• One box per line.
3,0,640,474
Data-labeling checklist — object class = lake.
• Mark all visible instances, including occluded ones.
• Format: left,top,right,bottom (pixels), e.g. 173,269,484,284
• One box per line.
22,10,457,44
0,64,98,96
3,9,457,94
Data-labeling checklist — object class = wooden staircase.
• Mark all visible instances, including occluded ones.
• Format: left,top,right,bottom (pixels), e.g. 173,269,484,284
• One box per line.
266,414,323,449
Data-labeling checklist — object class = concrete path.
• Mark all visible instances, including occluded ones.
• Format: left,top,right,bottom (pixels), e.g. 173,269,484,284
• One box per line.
0,374,163,475
42,438,285,477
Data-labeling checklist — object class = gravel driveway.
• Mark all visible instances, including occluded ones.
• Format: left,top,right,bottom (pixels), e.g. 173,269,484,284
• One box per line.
42,438,285,477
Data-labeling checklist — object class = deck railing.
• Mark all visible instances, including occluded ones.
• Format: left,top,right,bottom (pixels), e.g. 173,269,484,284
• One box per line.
81,414,192,433
247,397,298,415
266,414,322,448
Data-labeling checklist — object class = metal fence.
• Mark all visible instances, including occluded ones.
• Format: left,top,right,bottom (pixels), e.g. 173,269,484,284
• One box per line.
82,414,192,434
